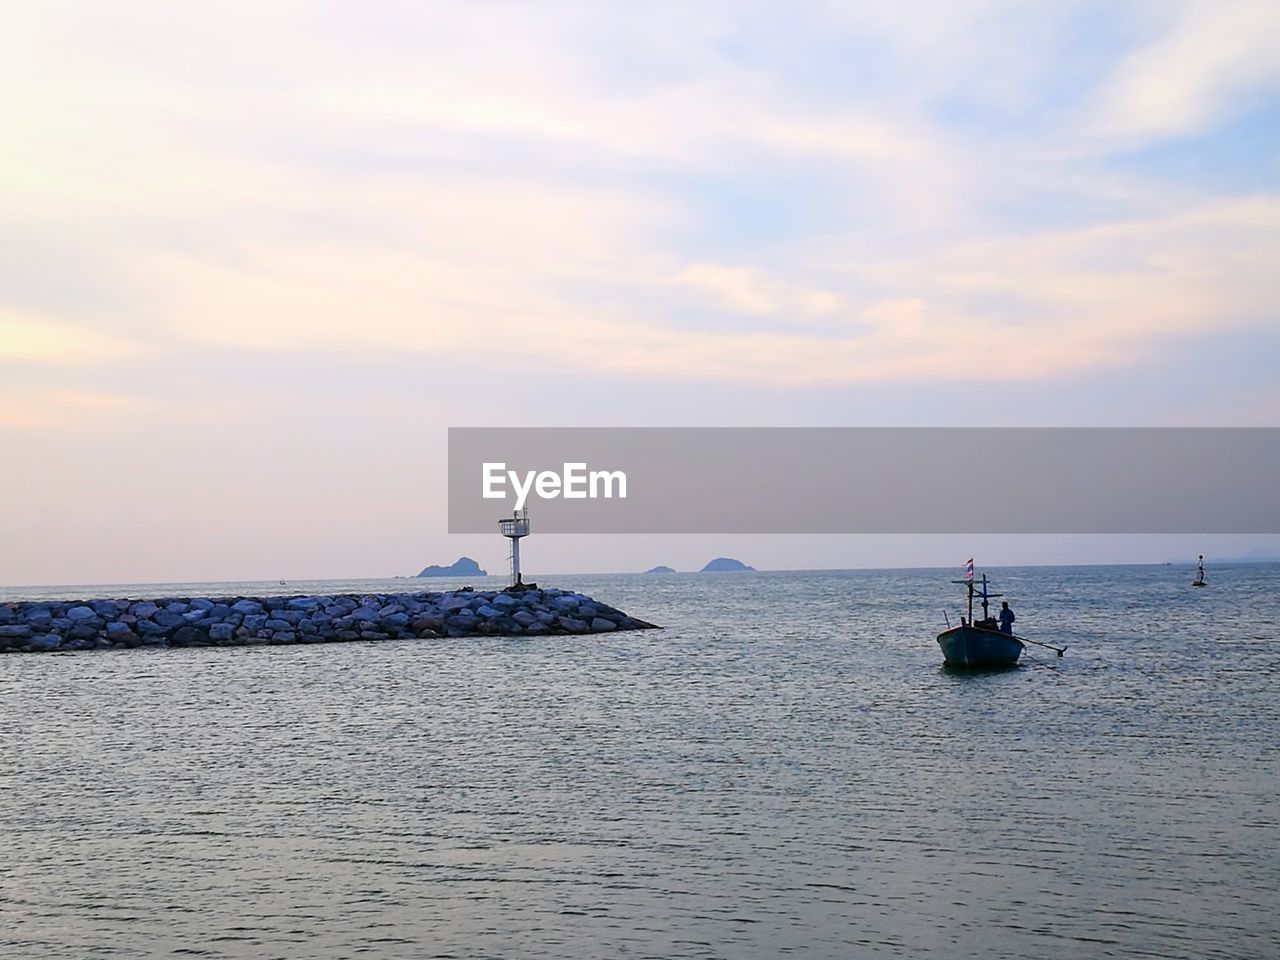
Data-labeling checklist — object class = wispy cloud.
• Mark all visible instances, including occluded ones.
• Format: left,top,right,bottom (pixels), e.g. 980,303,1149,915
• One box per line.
0,385,149,430
1091,0,1280,142
0,313,142,364
2,1,1278,392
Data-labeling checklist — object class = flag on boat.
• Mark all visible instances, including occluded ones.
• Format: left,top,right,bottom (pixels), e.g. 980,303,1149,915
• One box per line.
964,558,974,581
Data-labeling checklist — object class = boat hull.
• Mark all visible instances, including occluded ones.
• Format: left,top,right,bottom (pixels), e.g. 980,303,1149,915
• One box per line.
937,625,1024,668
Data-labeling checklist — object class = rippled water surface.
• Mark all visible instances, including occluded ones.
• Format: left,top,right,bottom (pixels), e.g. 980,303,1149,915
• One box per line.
3,565,1278,959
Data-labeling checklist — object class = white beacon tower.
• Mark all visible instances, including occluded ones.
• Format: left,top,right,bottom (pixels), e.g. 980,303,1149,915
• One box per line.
498,508,531,587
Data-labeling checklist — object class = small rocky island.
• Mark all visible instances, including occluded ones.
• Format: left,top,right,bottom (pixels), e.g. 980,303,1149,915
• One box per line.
417,556,487,577
0,588,658,654
645,565,676,573
701,557,755,572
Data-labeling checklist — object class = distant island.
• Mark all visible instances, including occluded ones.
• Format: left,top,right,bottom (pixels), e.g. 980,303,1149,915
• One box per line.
701,557,755,572
417,557,487,578
645,565,676,574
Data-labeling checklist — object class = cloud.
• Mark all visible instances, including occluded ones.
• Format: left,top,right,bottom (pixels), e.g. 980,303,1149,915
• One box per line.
0,313,142,364
675,264,842,318
1,0,1277,394
0,385,149,430
1091,0,1280,141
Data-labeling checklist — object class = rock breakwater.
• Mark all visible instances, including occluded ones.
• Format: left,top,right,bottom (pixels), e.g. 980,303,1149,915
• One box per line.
0,589,658,654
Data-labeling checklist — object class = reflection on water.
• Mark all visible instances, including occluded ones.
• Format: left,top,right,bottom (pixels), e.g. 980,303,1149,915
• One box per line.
2,565,1278,958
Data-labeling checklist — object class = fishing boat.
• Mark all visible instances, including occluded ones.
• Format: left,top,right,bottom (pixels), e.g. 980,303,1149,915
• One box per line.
937,572,1024,668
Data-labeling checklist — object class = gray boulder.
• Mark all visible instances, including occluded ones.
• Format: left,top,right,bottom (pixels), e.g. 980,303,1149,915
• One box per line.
105,622,135,641
26,606,53,626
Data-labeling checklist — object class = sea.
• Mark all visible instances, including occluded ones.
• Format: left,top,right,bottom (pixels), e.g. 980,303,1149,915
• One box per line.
2,564,1277,960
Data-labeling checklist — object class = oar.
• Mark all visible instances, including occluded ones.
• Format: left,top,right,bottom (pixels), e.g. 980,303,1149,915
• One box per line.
1012,633,1066,657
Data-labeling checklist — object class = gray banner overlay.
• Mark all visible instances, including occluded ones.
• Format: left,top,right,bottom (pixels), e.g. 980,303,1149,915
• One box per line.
448,428,1280,533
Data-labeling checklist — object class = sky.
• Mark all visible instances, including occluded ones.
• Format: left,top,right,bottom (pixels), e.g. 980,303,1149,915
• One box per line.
3,0,1279,585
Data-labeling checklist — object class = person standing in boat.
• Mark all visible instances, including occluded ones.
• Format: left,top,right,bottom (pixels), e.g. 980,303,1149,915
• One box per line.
998,601,1015,635
1197,555,1206,582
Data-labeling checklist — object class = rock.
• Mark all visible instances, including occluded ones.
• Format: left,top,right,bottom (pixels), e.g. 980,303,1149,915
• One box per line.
645,565,676,573
701,557,755,572
25,606,52,624
208,622,235,642
171,625,208,646
2,585,658,654
417,557,487,577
